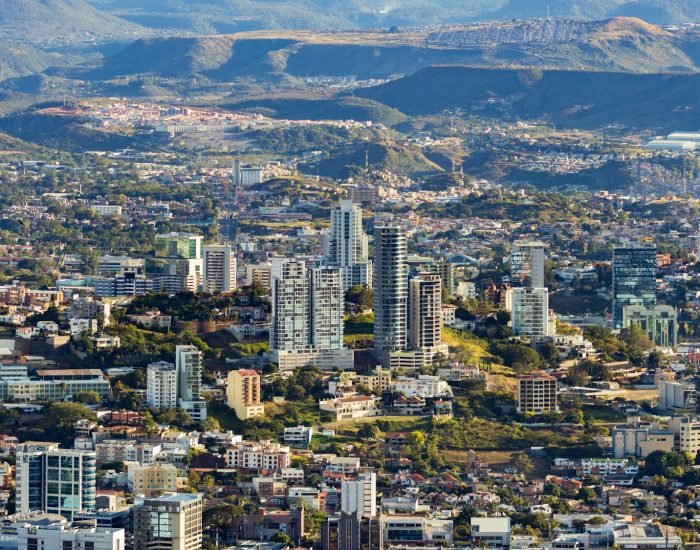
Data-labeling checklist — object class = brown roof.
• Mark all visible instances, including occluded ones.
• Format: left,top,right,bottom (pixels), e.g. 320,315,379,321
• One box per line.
36,369,103,377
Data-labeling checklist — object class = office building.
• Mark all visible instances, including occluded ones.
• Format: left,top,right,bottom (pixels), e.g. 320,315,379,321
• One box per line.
341,471,377,518
373,225,408,365
517,370,558,414
611,421,674,458
270,261,353,371
510,241,546,288
512,287,550,337
16,444,96,520
203,244,236,293
133,493,202,550
175,345,207,421
16,521,125,550
322,513,383,550
613,242,657,329
227,369,265,420
622,304,677,348
146,361,178,410
325,199,372,291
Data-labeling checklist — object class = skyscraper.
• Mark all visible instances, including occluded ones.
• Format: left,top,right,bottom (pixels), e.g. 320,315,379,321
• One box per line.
613,242,657,329
175,345,207,421
16,443,96,520
325,200,372,291
270,261,310,353
510,241,547,288
373,225,408,364
310,267,344,351
133,493,203,550
203,244,236,293
408,273,443,351
270,261,353,371
146,361,178,410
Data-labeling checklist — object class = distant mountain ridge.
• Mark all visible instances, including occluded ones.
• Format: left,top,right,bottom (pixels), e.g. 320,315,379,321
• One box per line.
87,0,700,32
0,0,145,45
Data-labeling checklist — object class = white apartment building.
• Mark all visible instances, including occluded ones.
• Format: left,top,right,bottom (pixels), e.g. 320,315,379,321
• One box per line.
175,345,207,421
325,199,372,291
146,361,178,410
319,395,381,421
392,375,453,399
203,244,236,293
90,204,123,217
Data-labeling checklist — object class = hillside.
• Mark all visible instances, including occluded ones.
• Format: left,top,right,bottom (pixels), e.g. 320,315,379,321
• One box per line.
356,66,700,131
81,19,700,84
0,0,146,45
87,0,700,30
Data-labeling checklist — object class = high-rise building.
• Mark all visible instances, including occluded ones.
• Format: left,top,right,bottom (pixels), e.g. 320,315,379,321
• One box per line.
373,225,408,364
270,261,353,371
203,244,236,293
133,493,203,550
270,261,310,353
613,242,657,329
175,345,207,421
146,361,178,410
341,471,377,518
310,267,344,351
154,233,203,260
510,241,547,288
517,370,558,414
16,443,96,520
325,200,372,291
658,380,698,412
408,273,443,351
227,369,265,420
512,287,550,337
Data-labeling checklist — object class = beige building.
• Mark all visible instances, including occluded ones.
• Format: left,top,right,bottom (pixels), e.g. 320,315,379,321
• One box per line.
133,493,202,550
356,366,392,394
670,416,700,455
227,369,265,420
225,441,291,471
516,370,558,414
127,462,179,497
319,394,381,421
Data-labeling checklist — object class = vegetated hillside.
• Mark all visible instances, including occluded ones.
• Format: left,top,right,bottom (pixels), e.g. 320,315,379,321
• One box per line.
0,106,134,151
0,42,65,82
226,97,407,126
356,66,700,131
0,0,145,44
87,0,700,30
82,19,700,84
300,141,443,179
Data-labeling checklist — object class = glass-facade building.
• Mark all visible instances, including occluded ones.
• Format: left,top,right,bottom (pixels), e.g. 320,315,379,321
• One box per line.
613,243,657,329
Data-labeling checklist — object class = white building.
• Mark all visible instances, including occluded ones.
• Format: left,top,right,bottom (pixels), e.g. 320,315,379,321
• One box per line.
471,517,511,549
319,395,381,421
270,261,352,371
341,471,376,518
90,204,123,217
16,521,125,550
658,379,697,412
392,375,453,399
175,345,207,421
225,441,291,470
325,199,372,291
203,244,236,293
510,241,546,288
512,287,550,337
146,361,178,410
